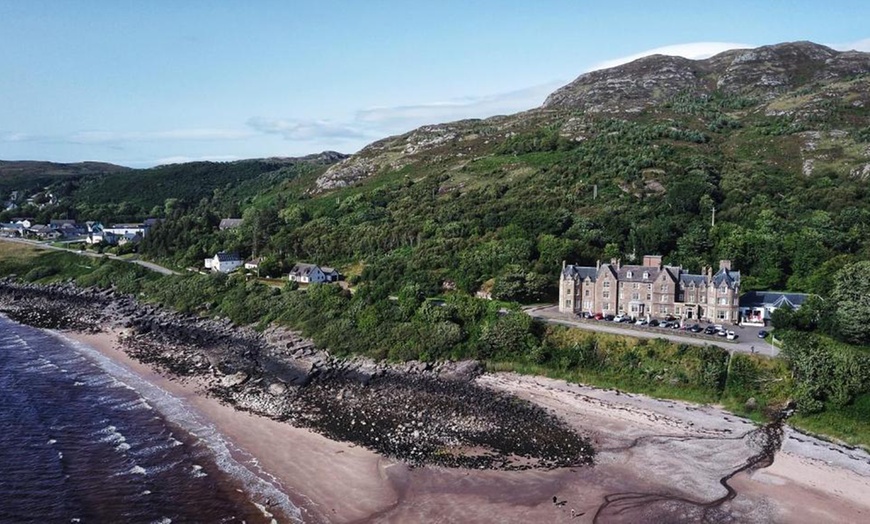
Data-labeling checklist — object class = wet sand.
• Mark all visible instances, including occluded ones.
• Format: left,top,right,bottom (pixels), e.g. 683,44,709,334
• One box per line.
65,329,870,523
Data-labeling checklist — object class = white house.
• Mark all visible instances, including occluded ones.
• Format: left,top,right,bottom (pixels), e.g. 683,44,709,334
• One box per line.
244,258,262,270
104,223,148,237
205,251,243,273
738,291,810,326
288,263,340,283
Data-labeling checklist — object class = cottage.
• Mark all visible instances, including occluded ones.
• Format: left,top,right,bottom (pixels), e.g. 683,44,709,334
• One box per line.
288,263,341,283
739,291,810,326
559,256,741,323
244,258,262,270
205,251,243,273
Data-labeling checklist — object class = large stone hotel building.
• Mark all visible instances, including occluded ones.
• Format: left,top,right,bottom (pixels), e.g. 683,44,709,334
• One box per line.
559,255,741,323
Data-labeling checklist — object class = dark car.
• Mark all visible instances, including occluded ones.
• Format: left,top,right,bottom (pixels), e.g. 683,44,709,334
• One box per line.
648,319,660,327
704,326,717,335
689,324,702,333
604,314,615,322
758,330,769,338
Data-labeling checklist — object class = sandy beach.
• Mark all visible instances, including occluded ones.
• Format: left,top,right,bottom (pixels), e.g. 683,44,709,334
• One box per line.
57,327,870,524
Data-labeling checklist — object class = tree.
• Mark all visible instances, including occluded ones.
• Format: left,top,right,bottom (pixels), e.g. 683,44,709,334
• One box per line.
831,261,870,344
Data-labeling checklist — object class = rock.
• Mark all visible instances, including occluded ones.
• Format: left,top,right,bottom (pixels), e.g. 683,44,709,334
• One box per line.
745,397,759,411
268,382,287,396
221,371,249,388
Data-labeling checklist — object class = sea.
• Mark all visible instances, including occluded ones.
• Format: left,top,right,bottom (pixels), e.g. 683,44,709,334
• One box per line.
0,315,303,524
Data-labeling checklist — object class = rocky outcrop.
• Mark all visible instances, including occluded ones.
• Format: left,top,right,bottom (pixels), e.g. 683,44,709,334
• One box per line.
543,41,870,112
0,279,594,471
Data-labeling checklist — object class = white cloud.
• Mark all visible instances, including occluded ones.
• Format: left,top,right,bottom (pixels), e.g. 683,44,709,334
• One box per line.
69,128,253,144
588,41,752,72
355,81,563,128
152,154,243,165
246,117,368,141
829,37,870,52
0,132,42,142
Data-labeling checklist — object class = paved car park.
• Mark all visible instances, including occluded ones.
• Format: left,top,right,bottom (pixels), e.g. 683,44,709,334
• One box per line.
526,306,778,357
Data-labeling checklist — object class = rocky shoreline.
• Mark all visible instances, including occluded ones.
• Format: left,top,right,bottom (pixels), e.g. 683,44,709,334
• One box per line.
0,279,594,470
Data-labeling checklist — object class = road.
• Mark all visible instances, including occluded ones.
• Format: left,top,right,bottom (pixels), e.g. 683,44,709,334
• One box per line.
0,237,179,276
526,305,778,357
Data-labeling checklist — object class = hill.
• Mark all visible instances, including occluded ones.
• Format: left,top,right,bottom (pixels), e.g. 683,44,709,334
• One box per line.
207,41,867,299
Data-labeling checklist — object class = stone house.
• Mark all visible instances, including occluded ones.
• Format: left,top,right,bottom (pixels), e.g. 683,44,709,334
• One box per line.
559,255,741,323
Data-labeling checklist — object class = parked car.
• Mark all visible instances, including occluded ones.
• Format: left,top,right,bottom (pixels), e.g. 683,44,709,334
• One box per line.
593,313,604,321
689,324,702,333
604,314,615,322
614,314,629,323
758,330,769,338
704,326,717,335
716,329,727,337
726,331,738,340
671,322,681,329
648,319,660,327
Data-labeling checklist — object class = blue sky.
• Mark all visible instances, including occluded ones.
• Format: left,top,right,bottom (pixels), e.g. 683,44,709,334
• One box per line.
1,1,868,167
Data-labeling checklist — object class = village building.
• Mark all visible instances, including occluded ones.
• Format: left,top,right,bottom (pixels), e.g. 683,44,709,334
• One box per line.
559,255,741,323
219,218,244,230
738,291,810,326
244,257,262,270
204,251,243,273
288,263,341,284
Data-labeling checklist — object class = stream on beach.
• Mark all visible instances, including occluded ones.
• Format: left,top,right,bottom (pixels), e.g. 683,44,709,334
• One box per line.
0,315,299,523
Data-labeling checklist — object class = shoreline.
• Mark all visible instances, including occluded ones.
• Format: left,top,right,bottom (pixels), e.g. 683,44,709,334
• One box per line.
61,328,401,524
2,281,869,522
62,327,870,524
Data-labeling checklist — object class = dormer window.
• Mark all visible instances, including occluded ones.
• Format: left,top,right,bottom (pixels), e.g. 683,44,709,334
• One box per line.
626,270,633,278
642,271,649,279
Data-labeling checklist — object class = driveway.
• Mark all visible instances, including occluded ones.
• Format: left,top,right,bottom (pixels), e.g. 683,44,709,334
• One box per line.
526,305,779,357
0,237,179,276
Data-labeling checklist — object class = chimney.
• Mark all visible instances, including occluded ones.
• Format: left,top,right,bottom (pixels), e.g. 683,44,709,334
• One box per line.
642,255,662,268
562,260,566,270
596,260,601,270
719,259,732,271
610,258,621,270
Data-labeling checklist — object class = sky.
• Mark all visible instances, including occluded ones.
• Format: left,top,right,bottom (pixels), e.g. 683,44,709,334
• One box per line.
1,1,869,168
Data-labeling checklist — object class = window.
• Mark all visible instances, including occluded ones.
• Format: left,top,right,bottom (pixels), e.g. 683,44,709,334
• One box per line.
626,271,633,278
603,280,611,288
564,300,571,308
632,283,639,289
631,292,639,300
603,291,610,299
604,303,611,311
717,310,727,320
659,306,668,314
675,307,682,315
719,297,728,305
584,301,593,310
660,284,669,292
660,295,668,302
642,271,649,279
700,295,706,303
719,285,727,294
647,284,652,290
585,289,590,296
646,293,652,300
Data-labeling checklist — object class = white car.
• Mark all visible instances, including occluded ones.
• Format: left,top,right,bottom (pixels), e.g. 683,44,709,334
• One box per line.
726,330,738,340
614,314,629,323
